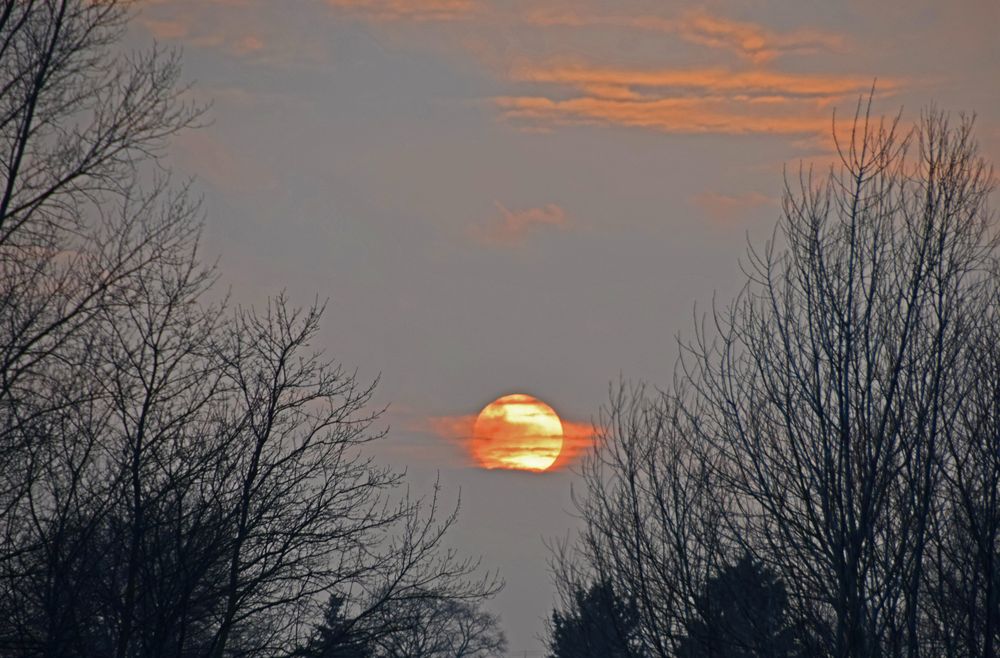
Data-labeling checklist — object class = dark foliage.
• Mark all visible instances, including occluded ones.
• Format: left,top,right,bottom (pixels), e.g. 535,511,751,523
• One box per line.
295,595,372,658
548,579,642,658
677,555,805,658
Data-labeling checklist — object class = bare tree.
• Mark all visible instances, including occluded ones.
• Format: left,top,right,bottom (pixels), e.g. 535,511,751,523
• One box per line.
924,278,1000,657
0,3,503,657
200,300,500,657
0,0,199,423
366,593,506,658
553,104,998,658
682,106,995,657
552,382,729,657
0,3,201,633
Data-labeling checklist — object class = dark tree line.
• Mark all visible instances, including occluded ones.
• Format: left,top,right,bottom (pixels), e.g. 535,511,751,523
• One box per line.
0,2,504,657
549,102,999,658
548,579,641,658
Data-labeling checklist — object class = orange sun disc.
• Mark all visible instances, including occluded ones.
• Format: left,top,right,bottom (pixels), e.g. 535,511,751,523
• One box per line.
471,394,564,471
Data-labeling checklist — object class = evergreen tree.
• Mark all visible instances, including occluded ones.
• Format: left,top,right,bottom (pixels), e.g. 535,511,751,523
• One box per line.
297,595,372,658
548,579,641,658
678,555,804,657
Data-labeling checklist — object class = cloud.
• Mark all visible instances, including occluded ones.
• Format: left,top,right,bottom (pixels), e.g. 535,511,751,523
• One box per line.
693,191,777,222
510,65,885,100
137,1,322,65
142,18,190,41
549,418,595,470
494,64,897,136
422,413,476,444
495,94,831,136
170,130,277,194
415,411,595,472
468,202,568,246
139,15,267,57
674,11,844,64
525,8,845,63
326,0,480,22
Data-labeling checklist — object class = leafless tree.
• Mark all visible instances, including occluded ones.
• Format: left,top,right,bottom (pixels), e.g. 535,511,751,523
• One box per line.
552,382,730,657
923,277,1000,657
682,105,995,657
687,105,995,656
0,3,502,657
0,2,205,646
365,593,506,658
0,1,201,622
199,300,500,657
553,104,998,658
0,0,199,425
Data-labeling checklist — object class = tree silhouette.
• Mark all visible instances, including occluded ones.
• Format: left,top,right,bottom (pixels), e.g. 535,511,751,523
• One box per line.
677,555,806,658
369,595,507,658
548,579,642,658
551,105,1000,658
296,594,372,658
0,3,502,657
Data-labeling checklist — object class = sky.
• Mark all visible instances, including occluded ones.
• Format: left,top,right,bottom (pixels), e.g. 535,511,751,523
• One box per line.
129,1,1000,652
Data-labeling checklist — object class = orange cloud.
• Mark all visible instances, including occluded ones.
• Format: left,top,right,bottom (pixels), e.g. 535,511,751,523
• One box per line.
495,95,833,136
510,65,885,99
550,418,596,471
693,191,777,222
137,1,326,65
525,9,845,63
469,202,568,246
494,64,897,136
231,34,265,55
139,15,267,57
142,18,190,40
422,413,476,444
676,10,844,63
416,411,595,472
326,0,480,21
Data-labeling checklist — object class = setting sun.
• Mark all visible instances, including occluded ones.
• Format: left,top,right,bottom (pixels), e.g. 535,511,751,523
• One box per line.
471,394,564,471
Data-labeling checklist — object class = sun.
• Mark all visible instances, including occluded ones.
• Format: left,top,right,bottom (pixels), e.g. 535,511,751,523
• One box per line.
471,394,564,471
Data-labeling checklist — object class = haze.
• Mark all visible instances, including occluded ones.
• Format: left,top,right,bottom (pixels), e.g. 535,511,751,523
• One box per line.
128,1,1000,652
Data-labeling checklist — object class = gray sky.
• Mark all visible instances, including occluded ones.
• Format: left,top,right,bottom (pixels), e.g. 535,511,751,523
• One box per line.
130,0,1000,652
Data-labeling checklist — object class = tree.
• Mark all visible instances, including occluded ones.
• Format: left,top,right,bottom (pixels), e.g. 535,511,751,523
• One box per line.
685,105,995,657
554,102,999,658
548,383,728,657
299,588,506,658
296,594,372,658
0,3,206,654
677,554,807,658
0,3,502,657
922,280,1000,657
366,594,507,658
548,579,642,658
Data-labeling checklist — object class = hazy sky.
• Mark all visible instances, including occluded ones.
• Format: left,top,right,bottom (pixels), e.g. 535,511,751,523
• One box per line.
129,0,999,652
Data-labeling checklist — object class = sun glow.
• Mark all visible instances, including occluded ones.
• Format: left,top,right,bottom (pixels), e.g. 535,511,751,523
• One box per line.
471,394,564,471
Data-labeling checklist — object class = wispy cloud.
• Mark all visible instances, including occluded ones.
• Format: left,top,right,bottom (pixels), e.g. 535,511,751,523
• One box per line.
496,94,828,136
468,202,568,246
494,64,896,136
693,190,777,222
137,1,324,65
525,9,843,64
415,411,594,471
142,18,190,41
510,66,882,99
140,15,266,57
171,130,277,194
326,0,480,22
